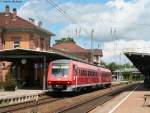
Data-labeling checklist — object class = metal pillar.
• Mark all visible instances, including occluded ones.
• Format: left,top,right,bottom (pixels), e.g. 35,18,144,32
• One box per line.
91,29,94,64
43,56,46,90
0,61,2,81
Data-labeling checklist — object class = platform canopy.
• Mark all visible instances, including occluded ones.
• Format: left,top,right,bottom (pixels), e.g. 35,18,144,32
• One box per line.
0,48,84,62
0,48,85,90
124,52,150,76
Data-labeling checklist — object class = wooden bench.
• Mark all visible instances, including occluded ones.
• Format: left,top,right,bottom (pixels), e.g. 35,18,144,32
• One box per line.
143,94,150,106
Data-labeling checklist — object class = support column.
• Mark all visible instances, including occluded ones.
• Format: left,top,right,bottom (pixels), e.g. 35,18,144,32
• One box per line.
0,30,2,50
0,61,2,81
0,30,3,81
43,56,46,90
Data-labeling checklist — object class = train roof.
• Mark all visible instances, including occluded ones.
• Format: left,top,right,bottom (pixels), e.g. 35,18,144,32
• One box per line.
51,59,111,72
51,59,70,64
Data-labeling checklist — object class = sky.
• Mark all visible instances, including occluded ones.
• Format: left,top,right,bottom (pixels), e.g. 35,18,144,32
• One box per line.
0,0,150,64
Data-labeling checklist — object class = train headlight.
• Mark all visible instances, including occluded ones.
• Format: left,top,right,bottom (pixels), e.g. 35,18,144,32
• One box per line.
48,81,51,84
67,81,69,84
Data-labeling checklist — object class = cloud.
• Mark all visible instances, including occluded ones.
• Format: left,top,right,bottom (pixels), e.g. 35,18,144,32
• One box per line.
18,0,150,63
18,0,150,41
102,39,150,63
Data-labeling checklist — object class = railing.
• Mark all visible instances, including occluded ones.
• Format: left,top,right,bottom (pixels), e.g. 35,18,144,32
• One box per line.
0,92,44,107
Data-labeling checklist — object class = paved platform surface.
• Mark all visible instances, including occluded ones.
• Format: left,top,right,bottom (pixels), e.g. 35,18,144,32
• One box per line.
90,84,150,113
0,89,47,99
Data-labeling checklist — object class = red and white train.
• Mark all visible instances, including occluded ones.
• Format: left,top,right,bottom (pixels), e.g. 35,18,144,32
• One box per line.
47,59,112,92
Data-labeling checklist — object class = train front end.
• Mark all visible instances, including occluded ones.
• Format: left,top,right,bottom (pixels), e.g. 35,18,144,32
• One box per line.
47,60,72,92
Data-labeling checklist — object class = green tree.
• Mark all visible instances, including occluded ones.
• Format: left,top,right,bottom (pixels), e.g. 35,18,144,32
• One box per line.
55,37,76,45
122,71,133,81
101,61,107,67
4,72,16,91
123,63,133,68
106,62,118,72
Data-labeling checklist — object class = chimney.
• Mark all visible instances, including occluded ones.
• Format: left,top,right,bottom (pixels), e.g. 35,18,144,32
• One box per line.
38,21,43,27
29,18,35,24
12,8,17,20
5,5,10,16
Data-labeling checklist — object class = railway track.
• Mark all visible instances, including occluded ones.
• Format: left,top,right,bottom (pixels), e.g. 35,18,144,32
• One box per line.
56,83,138,113
0,82,138,113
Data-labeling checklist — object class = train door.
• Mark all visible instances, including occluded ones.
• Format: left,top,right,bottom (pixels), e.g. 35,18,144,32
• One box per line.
98,69,102,85
73,65,78,87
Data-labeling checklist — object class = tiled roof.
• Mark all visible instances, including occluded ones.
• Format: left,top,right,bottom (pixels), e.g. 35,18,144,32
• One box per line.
53,42,86,53
0,12,54,36
53,42,103,56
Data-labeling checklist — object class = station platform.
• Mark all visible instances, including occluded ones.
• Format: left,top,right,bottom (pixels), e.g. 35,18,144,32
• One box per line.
90,83,150,113
0,89,47,107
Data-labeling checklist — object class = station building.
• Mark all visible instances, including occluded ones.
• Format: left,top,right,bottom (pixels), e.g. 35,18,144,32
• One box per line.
53,42,103,65
0,5,55,89
112,68,141,82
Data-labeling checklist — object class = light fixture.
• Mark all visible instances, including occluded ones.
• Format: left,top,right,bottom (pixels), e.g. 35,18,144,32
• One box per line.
21,59,27,64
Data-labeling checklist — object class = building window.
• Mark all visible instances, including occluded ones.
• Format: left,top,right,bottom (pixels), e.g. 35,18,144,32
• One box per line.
35,39,38,48
13,37,20,48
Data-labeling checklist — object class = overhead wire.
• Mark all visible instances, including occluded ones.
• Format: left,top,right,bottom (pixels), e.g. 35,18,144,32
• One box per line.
47,0,96,63
46,0,150,63
46,0,92,36
47,0,150,40
47,0,77,24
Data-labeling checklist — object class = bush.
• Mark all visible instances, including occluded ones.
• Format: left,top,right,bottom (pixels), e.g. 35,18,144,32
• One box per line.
4,72,16,91
0,81,4,89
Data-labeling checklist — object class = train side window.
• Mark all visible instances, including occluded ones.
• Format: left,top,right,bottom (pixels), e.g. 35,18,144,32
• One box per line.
83,70,85,76
81,70,83,76
79,69,81,76
73,65,78,76
82,70,84,76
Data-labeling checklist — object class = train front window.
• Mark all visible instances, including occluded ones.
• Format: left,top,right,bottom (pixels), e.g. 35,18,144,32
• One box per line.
52,63,69,76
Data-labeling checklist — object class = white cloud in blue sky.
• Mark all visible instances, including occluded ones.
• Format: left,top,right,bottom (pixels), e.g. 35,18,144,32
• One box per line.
1,0,150,63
